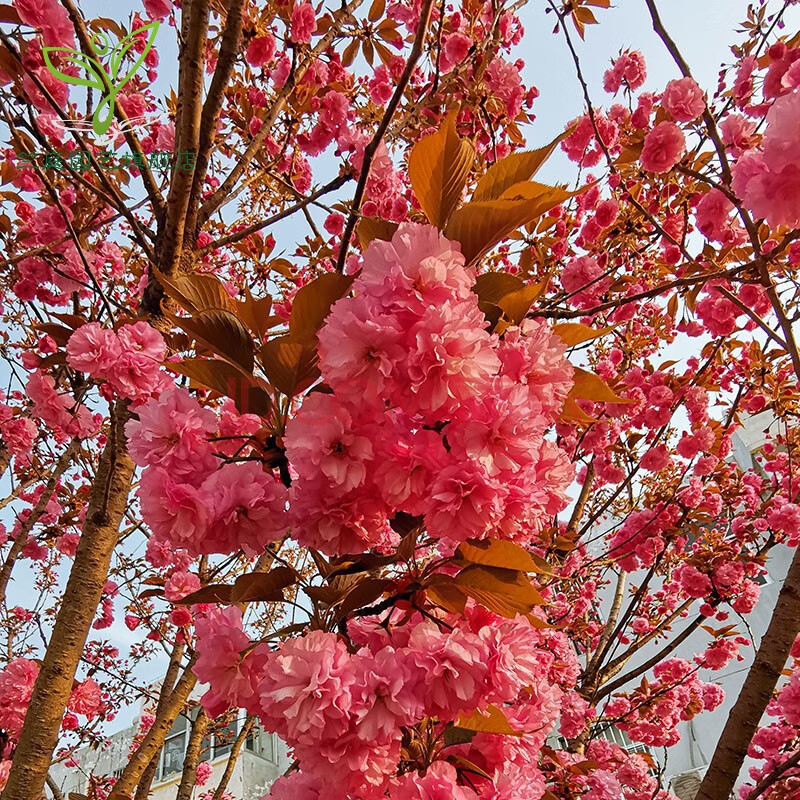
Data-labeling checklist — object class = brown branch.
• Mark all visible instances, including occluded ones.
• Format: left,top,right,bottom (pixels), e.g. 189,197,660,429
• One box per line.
335,0,436,272
211,716,255,800
566,461,595,535
2,401,135,800
174,709,208,800
716,286,788,351
133,640,187,800
746,749,800,800
183,0,247,241
199,173,352,253
584,568,627,683
197,0,365,225
109,656,199,800
596,601,703,699
0,32,156,261
60,0,165,217
697,544,800,800
158,0,211,276
0,440,78,606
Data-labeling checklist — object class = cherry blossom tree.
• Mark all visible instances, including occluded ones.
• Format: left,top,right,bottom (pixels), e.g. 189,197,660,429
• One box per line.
0,1,799,800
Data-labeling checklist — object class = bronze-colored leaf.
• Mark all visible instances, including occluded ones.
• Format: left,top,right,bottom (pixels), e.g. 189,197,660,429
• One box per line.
156,270,237,314
231,567,297,603
472,272,524,305
446,186,572,266
456,704,521,736
289,273,353,341
443,726,478,747
456,539,540,573
472,131,570,202
172,308,254,372
356,217,398,248
336,578,393,619
260,334,320,396
236,289,274,340
168,358,271,416
558,397,596,425
176,584,234,605
368,0,385,21
408,110,475,229
454,564,546,618
426,581,468,616
498,279,549,324
569,367,633,404
445,755,493,780
553,322,616,347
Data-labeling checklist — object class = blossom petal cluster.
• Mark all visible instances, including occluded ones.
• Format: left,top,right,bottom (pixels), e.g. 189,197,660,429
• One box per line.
287,223,574,556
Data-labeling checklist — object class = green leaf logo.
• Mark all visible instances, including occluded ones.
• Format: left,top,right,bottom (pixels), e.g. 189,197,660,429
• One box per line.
43,21,160,136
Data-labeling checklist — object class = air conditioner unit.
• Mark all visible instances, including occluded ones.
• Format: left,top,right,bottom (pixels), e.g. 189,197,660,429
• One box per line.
669,767,707,800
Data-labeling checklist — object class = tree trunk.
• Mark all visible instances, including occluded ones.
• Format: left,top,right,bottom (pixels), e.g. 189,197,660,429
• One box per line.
696,546,800,800
2,402,134,800
109,658,198,800
174,710,208,800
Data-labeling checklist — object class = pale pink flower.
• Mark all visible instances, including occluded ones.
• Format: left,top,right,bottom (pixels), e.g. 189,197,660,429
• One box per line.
401,621,489,719
164,570,201,602
662,77,705,122
256,631,357,745
291,2,316,43
67,678,103,718
732,90,800,226
66,322,121,375
195,607,269,717
640,121,685,173
246,34,276,67
0,658,39,735
391,761,475,800
125,388,218,483
285,393,373,492
142,0,172,21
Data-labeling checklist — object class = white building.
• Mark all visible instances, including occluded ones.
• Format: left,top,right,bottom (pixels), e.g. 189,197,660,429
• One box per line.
49,694,291,800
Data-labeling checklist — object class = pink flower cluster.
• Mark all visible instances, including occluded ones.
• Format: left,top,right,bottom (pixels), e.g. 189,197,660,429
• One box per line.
732,89,800,226
27,370,99,439
605,658,724,747
0,658,103,742
125,388,288,559
67,322,170,402
603,51,647,94
194,604,578,799
286,224,574,556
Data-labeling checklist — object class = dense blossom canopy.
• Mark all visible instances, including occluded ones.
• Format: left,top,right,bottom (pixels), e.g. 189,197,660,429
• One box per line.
0,2,800,800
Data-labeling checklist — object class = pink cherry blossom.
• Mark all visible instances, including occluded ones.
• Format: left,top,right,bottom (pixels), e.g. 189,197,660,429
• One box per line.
291,2,316,43
640,121,685,173
661,77,705,122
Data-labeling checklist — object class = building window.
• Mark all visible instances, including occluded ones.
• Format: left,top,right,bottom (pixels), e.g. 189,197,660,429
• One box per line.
555,726,658,775
246,728,277,763
158,714,189,782
213,717,239,759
